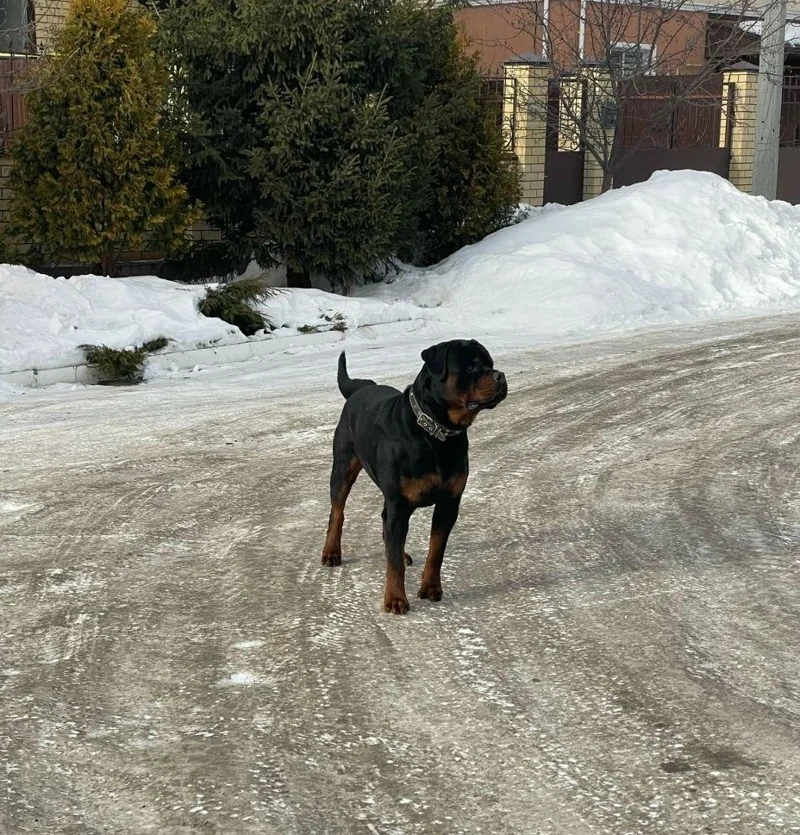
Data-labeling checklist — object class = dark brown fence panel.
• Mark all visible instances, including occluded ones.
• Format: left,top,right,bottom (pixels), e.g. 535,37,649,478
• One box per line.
543,78,586,205
0,57,33,148
544,151,584,204
613,148,730,188
617,75,725,151
777,148,800,203
778,75,800,201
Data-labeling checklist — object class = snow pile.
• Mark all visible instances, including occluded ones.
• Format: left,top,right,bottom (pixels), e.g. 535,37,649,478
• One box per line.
3,170,800,376
0,270,238,373
0,268,434,374
264,286,437,334
363,171,800,339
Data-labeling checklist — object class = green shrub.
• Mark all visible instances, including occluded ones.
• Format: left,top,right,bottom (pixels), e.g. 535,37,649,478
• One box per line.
80,337,169,384
197,276,276,336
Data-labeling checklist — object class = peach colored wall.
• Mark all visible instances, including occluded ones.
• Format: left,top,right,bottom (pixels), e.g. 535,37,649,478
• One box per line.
582,3,707,72
455,2,707,75
455,4,539,75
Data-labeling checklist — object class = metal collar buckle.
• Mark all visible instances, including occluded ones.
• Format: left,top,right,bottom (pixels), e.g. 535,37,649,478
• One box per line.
409,390,462,442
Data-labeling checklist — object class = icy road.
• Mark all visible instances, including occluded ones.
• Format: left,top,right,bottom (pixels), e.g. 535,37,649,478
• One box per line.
2,313,800,835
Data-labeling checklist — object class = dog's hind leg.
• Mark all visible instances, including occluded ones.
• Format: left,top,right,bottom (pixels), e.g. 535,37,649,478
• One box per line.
382,502,413,566
322,431,362,567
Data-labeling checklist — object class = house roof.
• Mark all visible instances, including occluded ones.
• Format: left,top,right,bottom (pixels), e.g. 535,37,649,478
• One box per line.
739,19,800,46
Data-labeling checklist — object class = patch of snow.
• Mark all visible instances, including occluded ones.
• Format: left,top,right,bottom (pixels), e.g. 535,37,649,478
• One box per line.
0,269,236,373
217,671,263,687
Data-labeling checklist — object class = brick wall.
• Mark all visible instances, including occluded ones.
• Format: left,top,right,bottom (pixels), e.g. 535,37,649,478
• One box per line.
34,0,71,53
504,61,550,205
723,68,758,194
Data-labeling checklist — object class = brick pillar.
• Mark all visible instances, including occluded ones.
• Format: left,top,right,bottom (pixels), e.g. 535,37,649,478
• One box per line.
582,145,608,200
723,66,759,194
503,57,550,206
35,1,70,54
582,68,614,200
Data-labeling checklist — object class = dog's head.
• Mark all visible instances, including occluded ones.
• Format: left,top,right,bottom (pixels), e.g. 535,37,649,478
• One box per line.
419,339,507,428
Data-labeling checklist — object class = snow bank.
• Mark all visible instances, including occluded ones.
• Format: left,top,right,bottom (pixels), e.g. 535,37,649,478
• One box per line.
263,286,437,334
0,269,237,373
361,171,800,339
3,170,800,376
0,268,434,374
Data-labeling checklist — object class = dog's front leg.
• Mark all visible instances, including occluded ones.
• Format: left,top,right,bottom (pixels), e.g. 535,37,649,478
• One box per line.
383,500,412,614
418,497,461,602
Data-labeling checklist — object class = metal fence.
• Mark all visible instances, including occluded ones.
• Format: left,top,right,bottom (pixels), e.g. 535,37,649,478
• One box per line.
483,75,516,153
781,73,800,147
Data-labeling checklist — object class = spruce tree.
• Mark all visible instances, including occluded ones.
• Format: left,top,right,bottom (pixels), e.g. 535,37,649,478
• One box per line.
347,1,521,266
161,0,404,289
161,0,519,285
9,0,198,274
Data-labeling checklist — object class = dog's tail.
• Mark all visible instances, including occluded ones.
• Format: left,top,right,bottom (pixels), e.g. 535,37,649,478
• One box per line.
338,351,376,400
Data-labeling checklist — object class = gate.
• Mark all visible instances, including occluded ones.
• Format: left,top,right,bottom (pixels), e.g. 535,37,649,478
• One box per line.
543,78,586,205
778,73,800,204
613,75,731,188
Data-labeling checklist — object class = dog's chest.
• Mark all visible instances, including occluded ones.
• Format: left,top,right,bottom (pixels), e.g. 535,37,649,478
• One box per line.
399,454,467,506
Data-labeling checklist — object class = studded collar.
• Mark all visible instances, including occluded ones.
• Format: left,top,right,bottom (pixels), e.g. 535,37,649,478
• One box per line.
408,389,463,442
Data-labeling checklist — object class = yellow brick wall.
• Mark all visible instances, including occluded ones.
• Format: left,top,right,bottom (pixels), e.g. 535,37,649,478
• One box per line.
581,69,614,200
190,221,223,244
504,63,550,206
34,0,71,53
582,148,605,200
723,69,758,194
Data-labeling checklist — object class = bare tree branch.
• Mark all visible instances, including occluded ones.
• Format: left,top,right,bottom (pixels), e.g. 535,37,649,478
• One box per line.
501,0,786,190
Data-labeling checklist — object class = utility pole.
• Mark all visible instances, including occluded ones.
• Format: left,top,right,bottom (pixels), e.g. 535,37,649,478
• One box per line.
751,0,788,199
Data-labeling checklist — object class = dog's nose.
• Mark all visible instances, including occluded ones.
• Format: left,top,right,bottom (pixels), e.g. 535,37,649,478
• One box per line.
492,370,505,384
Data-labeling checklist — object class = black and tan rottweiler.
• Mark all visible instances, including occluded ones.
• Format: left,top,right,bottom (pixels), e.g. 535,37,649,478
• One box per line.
322,339,507,614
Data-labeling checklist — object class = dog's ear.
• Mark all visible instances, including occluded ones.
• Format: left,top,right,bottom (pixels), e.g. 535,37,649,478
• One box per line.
421,342,450,381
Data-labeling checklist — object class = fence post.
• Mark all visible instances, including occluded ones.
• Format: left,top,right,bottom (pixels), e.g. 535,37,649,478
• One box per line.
503,55,550,206
722,63,759,194
582,67,614,199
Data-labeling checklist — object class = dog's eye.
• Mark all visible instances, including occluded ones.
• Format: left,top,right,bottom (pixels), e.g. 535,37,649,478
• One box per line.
467,364,478,374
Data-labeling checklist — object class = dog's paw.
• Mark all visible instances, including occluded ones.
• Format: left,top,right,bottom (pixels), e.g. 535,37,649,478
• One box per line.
417,581,443,602
383,592,410,615
404,552,413,566
321,549,342,567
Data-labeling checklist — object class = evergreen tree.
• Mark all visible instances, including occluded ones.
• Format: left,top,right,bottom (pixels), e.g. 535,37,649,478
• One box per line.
161,0,404,289
161,0,519,285
9,0,198,275
346,0,521,266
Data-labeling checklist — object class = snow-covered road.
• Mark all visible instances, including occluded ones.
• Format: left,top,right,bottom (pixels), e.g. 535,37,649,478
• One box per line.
2,313,800,834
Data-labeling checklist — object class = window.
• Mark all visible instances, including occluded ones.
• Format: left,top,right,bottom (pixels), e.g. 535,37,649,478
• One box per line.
0,0,35,54
608,43,654,77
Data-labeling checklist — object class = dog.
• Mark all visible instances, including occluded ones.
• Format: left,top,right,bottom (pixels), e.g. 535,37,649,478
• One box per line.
321,339,507,614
